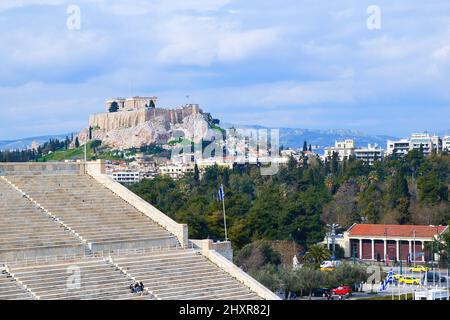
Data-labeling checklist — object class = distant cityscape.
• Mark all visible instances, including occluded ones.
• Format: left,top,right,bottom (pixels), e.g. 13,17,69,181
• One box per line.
105,131,450,184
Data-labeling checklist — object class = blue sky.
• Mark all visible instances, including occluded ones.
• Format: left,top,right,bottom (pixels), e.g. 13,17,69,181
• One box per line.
0,0,449,139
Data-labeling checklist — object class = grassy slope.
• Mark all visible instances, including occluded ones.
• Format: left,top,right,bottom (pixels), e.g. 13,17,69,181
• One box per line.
37,142,123,162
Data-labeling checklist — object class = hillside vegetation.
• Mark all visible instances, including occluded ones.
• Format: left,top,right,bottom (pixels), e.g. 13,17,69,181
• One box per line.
129,150,450,252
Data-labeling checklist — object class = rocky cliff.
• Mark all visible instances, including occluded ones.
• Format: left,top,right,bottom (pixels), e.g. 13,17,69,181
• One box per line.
74,104,214,150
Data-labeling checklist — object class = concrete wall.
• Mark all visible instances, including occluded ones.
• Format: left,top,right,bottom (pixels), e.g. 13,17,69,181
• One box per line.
0,244,85,262
197,240,280,300
86,164,189,248
0,163,81,176
89,237,178,253
191,239,233,261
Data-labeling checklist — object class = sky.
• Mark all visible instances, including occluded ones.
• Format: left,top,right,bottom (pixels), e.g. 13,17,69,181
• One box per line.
0,0,449,139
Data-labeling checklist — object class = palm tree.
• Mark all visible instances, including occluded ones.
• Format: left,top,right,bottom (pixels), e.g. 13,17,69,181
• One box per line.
304,244,331,269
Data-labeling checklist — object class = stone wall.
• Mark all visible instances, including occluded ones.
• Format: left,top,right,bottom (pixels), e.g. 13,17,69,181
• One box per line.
89,105,202,131
86,164,189,248
191,239,234,261
198,240,281,300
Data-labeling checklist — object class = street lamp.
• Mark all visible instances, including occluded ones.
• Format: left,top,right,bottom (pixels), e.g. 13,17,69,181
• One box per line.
384,227,388,266
326,223,340,261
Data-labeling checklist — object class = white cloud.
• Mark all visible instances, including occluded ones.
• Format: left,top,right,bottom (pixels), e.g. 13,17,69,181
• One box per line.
91,0,232,16
156,15,280,66
432,44,450,61
0,0,66,12
1,0,450,138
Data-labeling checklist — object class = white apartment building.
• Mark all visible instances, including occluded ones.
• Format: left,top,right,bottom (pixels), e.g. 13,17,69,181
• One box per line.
159,164,195,179
441,136,450,152
354,144,384,165
387,133,443,156
323,140,384,165
196,158,234,171
110,171,140,184
409,133,441,155
323,139,355,161
386,138,410,156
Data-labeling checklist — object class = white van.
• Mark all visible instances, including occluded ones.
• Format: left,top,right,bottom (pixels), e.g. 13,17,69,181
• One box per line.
320,260,342,270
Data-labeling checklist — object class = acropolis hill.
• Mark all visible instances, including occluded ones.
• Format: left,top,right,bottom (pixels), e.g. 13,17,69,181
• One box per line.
75,97,213,150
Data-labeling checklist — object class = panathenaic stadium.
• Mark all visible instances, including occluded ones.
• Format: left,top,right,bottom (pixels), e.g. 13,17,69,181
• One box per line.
0,161,279,300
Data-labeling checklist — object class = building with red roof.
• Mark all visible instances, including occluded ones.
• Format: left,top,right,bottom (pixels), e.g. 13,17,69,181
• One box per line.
342,224,448,263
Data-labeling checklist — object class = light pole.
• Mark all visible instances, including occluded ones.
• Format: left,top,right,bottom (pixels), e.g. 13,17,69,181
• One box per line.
326,223,340,261
384,227,388,266
399,242,402,275
447,239,449,290
413,230,416,267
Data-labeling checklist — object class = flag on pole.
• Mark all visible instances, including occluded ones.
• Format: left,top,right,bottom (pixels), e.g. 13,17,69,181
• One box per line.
380,269,393,291
217,184,225,201
217,184,228,241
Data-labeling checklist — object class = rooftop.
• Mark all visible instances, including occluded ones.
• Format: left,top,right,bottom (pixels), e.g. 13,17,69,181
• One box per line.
347,224,448,238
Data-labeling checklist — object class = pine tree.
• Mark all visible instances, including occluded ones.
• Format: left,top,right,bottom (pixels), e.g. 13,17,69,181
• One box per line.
108,102,119,113
194,164,200,182
75,137,80,148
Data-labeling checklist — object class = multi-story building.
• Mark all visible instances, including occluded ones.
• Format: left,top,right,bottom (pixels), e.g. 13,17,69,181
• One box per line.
159,164,195,179
323,139,355,161
386,138,410,156
441,136,450,152
387,133,442,157
409,133,441,155
111,171,140,184
354,144,384,165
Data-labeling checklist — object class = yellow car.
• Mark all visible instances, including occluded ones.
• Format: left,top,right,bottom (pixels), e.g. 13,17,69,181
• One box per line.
399,276,420,285
409,266,429,273
392,274,401,280
320,267,335,272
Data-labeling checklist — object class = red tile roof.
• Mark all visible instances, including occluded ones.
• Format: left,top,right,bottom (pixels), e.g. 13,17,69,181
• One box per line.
348,224,448,239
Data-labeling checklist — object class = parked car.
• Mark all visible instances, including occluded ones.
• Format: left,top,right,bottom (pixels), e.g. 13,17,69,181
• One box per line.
332,286,352,296
426,271,446,283
399,276,420,285
392,273,401,280
312,288,331,297
320,260,342,271
409,265,429,273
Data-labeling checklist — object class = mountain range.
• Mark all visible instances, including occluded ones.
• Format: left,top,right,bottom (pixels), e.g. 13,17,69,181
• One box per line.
0,133,73,151
221,123,398,152
0,127,398,154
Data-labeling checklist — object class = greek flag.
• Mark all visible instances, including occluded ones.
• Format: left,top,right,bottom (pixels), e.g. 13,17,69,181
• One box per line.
380,269,393,291
217,184,225,201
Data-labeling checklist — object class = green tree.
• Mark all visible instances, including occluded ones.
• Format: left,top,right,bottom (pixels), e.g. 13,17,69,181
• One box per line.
362,202,380,223
251,264,281,293
417,172,448,205
279,266,301,300
108,101,119,112
387,169,410,208
303,244,330,269
297,267,326,299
